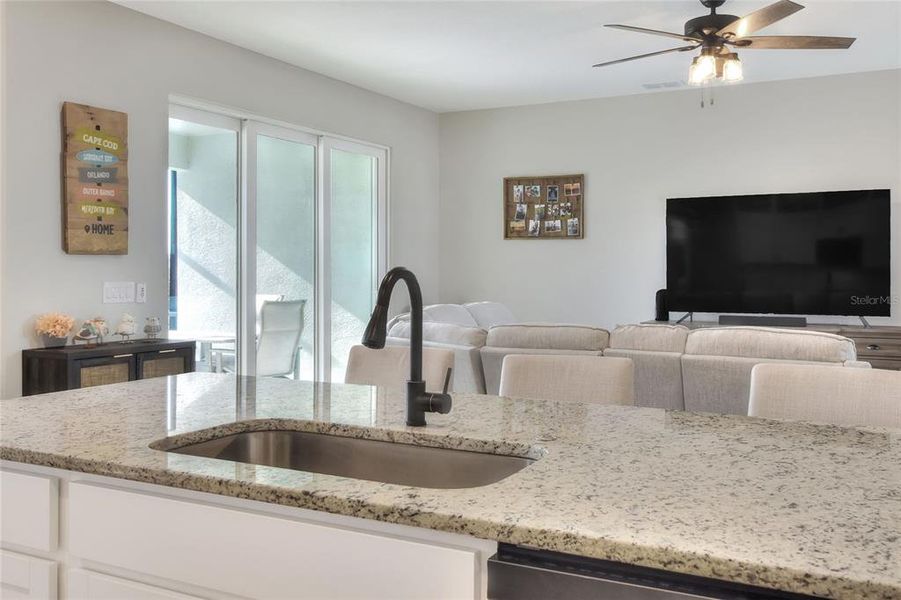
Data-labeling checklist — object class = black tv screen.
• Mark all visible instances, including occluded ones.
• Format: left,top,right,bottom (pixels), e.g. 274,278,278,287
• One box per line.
666,190,891,316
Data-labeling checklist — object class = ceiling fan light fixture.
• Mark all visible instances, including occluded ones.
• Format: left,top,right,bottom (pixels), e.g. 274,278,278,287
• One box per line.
722,53,743,82
688,54,716,85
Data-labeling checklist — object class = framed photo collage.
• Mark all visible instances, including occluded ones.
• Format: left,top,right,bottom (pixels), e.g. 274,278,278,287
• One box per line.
504,174,584,240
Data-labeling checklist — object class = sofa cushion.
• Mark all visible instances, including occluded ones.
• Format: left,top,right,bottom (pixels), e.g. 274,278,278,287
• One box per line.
388,320,487,348
604,348,684,410
463,302,516,329
609,324,689,353
486,323,610,351
684,327,856,363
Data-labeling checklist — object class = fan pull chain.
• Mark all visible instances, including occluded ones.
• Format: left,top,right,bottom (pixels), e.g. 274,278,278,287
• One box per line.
700,86,716,109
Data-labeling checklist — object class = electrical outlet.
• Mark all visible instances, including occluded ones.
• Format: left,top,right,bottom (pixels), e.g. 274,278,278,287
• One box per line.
136,282,146,304
103,282,135,304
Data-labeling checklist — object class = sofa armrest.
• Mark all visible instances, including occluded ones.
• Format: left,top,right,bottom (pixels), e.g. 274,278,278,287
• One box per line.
844,360,872,368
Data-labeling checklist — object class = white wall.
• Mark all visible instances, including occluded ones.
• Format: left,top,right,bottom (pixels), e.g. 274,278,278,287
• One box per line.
0,1,440,398
439,70,901,329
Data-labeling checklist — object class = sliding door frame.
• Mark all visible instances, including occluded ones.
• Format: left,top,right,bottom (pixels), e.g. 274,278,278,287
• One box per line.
168,104,242,365
240,121,319,377
317,137,389,381
170,99,389,382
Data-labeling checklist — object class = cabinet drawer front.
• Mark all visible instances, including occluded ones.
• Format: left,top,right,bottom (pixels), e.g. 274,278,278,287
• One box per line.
140,356,186,378
69,482,478,600
78,361,131,388
68,569,203,600
0,550,57,599
853,338,901,358
0,470,59,552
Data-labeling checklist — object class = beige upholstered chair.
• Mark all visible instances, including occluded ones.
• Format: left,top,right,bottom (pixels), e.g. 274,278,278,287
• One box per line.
749,363,901,429
481,324,611,395
681,327,867,416
498,355,633,405
386,303,496,394
344,345,455,392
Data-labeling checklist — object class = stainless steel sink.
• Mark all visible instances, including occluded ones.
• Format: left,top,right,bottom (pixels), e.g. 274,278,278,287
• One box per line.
167,430,535,489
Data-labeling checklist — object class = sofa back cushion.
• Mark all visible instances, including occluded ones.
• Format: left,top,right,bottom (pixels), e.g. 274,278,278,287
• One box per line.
609,324,689,353
463,302,516,329
685,327,856,363
486,323,610,352
388,320,487,348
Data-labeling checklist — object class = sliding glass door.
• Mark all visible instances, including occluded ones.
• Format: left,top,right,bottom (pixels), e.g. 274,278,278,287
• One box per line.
243,124,318,380
169,105,387,382
323,140,387,381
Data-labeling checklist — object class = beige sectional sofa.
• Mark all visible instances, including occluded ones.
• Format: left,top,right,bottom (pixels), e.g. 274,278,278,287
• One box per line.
385,302,868,415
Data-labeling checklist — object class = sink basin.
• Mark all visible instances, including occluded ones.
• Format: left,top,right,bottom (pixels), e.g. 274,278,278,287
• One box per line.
166,430,535,489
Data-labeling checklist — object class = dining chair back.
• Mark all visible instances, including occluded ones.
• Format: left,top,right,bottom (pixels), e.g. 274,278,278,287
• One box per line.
499,354,634,405
749,363,901,428
345,345,454,392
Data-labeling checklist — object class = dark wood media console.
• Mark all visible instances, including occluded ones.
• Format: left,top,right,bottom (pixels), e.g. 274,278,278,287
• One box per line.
22,339,196,396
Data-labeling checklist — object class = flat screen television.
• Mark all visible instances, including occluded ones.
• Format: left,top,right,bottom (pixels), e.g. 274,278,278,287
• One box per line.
666,189,891,317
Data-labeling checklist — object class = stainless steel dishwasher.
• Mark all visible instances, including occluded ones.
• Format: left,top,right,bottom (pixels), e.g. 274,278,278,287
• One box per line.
488,544,816,600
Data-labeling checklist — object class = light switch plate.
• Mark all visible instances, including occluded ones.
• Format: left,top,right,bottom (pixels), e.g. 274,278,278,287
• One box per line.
103,282,135,304
136,282,146,304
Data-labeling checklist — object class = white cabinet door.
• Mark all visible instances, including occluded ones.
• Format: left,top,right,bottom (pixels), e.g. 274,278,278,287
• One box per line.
0,470,59,552
69,482,479,599
0,550,57,599
68,569,203,600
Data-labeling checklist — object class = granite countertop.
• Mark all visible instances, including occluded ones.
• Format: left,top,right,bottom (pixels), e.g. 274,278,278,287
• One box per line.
2,373,899,599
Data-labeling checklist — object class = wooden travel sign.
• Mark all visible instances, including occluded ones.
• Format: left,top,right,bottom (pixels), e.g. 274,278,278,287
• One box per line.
62,102,129,254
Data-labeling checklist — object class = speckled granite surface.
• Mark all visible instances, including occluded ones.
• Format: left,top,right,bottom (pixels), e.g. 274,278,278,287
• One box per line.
2,373,899,599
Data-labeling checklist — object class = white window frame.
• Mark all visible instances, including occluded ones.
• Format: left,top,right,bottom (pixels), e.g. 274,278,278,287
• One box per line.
169,101,389,382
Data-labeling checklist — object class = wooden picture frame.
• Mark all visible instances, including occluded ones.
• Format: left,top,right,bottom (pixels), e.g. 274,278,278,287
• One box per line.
61,102,129,254
503,174,583,240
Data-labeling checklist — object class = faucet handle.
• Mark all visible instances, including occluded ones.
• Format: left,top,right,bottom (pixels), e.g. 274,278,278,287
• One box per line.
442,367,453,394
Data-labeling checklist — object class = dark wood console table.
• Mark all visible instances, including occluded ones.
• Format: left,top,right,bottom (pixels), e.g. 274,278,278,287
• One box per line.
22,339,196,396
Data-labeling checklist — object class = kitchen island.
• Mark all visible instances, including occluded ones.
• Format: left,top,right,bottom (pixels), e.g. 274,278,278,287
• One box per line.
1,373,899,599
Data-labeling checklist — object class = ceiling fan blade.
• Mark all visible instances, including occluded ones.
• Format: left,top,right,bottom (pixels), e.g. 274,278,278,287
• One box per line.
717,0,805,39
730,35,855,49
592,45,699,68
605,24,702,43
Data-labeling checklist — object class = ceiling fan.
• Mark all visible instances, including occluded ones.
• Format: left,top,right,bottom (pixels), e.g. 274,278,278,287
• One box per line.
593,0,855,85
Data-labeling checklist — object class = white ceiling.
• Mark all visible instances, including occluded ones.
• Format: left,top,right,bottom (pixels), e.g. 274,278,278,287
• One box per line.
116,0,901,113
